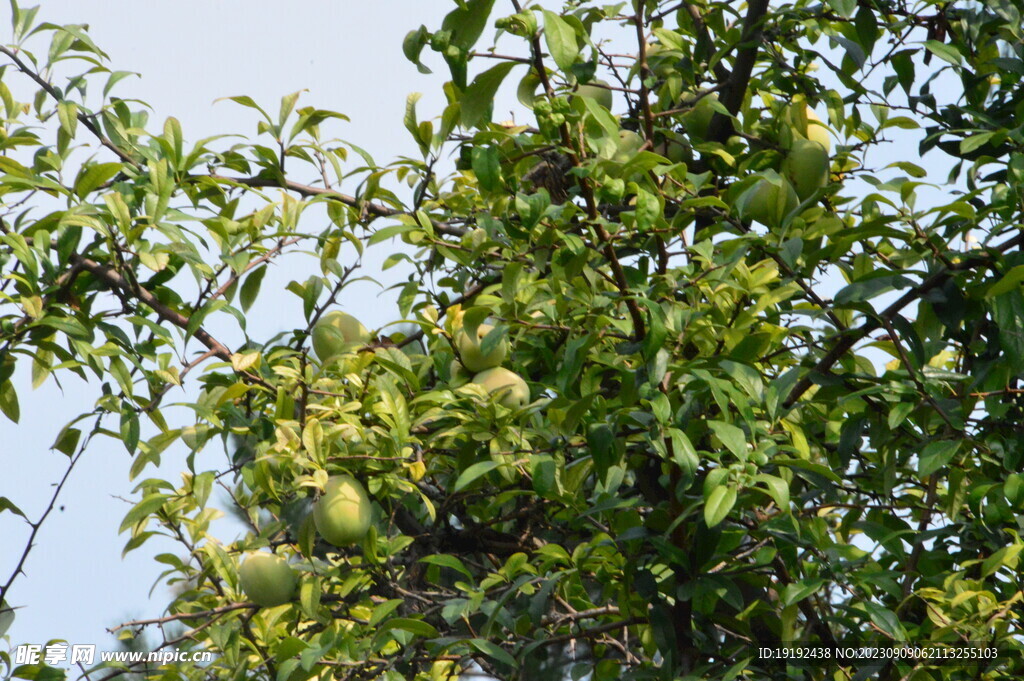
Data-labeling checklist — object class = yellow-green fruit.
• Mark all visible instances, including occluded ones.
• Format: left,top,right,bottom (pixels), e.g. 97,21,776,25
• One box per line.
312,311,371,361
448,358,472,386
473,367,530,408
455,323,509,373
238,552,297,607
804,109,832,151
788,104,832,152
738,171,799,227
613,130,645,162
782,139,830,200
313,475,372,546
576,80,614,111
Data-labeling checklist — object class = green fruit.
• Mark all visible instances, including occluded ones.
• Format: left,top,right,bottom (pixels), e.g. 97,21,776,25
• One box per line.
448,358,472,386
472,367,530,409
576,79,613,111
783,139,830,200
788,103,832,152
312,311,371,362
683,93,719,141
654,131,689,164
313,475,373,546
738,171,799,227
613,130,645,163
455,323,509,373
238,552,297,607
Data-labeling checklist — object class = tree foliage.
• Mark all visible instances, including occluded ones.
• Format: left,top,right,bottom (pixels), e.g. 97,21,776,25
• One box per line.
2,0,1024,679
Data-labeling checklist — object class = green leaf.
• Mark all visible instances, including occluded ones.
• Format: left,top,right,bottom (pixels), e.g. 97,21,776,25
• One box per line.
633,188,660,231
468,638,517,668
0,380,20,423
991,289,1024,373
755,473,790,511
419,554,474,582
379,617,439,639
861,601,907,640
299,576,321,620
704,484,736,528
403,25,432,74
924,40,961,65
834,272,913,305
981,543,1022,577
120,410,140,454
781,578,825,607
0,496,27,519
33,315,92,340
442,0,496,51
302,418,324,462
73,162,122,198
587,423,616,482
454,460,502,492
773,458,843,483
461,62,517,129
917,440,960,477
471,146,502,193
986,264,1024,298
239,265,267,313
960,131,995,155
118,493,169,533
541,10,579,73
708,420,747,461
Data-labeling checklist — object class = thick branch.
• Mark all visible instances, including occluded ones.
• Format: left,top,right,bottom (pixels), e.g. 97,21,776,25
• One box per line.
707,0,770,143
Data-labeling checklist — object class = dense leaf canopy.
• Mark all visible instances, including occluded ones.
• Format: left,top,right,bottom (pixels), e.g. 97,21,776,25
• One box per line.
2,1,1024,680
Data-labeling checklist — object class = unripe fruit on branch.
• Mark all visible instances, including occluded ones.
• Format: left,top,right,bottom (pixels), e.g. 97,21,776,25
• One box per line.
312,311,371,362
472,367,530,409
238,552,297,607
682,93,719,141
613,130,645,162
454,323,509,373
782,139,830,200
787,103,832,152
313,475,372,546
737,170,799,227
574,79,613,111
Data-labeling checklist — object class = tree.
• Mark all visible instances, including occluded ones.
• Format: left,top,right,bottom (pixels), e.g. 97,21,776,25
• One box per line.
2,0,1024,679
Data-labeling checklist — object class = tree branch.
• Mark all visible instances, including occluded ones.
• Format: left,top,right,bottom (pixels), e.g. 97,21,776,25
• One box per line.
707,0,770,143
783,231,1024,409
204,174,466,238
0,45,140,166
71,254,233,361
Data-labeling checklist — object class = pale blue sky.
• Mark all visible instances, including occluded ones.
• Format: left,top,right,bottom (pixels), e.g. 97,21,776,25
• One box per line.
0,0,466,653
0,0,964,663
